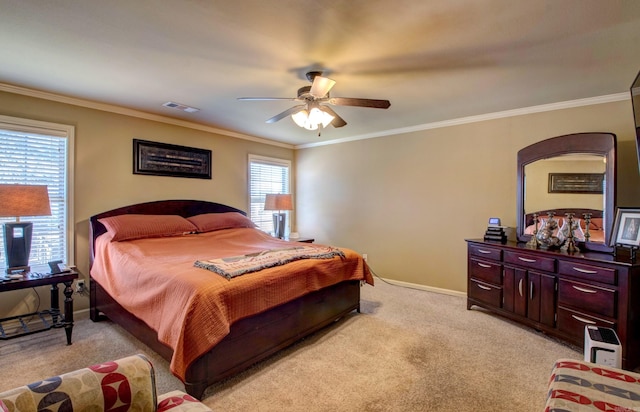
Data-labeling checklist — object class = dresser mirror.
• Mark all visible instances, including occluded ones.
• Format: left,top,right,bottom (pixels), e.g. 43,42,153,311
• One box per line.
516,132,617,253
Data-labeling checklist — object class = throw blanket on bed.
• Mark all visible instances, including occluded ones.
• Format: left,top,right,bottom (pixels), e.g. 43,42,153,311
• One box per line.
195,245,345,279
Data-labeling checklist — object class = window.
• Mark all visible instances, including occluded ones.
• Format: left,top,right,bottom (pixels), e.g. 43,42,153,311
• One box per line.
0,115,74,272
248,155,291,234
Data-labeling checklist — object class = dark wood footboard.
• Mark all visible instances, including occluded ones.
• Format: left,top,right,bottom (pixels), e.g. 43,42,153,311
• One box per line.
90,276,361,399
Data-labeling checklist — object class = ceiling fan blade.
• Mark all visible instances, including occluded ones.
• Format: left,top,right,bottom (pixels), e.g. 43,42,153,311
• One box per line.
265,105,306,124
309,76,336,98
238,97,298,101
320,106,347,128
328,97,391,109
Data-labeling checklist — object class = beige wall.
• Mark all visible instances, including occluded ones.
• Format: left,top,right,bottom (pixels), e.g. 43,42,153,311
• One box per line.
295,100,640,293
0,91,294,315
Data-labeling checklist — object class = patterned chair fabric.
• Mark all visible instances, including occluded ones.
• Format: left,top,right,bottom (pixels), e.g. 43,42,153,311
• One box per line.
0,354,212,412
545,358,640,411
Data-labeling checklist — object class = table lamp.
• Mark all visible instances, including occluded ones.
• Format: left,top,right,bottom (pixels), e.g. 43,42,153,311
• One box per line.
264,193,293,239
0,184,51,273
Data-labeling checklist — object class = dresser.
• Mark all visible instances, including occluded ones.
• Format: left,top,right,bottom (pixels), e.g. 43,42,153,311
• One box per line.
466,239,640,371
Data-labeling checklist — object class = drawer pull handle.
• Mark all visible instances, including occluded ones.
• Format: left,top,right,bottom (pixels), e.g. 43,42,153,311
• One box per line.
518,279,523,297
571,314,596,325
573,267,598,275
477,249,492,254
530,281,534,301
477,263,491,268
476,284,492,291
572,285,597,294
518,257,536,263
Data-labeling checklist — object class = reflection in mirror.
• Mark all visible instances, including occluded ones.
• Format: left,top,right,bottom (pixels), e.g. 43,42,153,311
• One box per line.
516,133,616,253
523,154,606,244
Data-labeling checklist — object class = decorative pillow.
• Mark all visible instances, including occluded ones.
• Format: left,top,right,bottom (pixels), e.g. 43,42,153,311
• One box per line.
99,214,197,242
187,212,256,233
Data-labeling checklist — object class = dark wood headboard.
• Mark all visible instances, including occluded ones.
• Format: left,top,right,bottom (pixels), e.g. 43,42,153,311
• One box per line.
89,199,246,266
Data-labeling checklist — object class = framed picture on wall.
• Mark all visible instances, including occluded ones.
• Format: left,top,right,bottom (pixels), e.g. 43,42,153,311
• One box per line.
133,139,212,179
610,207,640,247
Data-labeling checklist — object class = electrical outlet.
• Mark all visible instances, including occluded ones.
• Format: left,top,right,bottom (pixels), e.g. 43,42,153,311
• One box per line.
76,279,85,294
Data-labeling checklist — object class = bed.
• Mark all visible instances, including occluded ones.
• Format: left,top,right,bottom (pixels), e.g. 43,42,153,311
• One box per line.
89,199,373,399
523,208,605,244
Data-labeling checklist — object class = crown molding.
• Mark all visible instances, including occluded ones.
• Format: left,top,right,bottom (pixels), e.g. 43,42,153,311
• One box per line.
0,82,294,149
295,92,630,149
1,82,627,151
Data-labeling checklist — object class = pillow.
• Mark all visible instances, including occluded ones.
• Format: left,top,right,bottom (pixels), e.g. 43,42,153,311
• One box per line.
187,212,256,233
589,218,603,230
99,214,197,242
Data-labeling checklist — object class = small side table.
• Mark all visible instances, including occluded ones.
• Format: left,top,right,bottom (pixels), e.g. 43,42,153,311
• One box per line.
0,266,78,345
285,237,314,243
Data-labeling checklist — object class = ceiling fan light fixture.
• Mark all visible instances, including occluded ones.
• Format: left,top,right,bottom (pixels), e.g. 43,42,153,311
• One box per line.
311,107,334,128
240,71,388,131
309,76,336,98
291,109,310,128
291,107,334,130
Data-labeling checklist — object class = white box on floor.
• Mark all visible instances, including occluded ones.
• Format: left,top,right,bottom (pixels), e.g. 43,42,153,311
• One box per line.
584,325,622,368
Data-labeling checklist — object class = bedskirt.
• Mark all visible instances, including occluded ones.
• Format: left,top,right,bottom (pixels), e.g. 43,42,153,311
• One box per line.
545,359,640,411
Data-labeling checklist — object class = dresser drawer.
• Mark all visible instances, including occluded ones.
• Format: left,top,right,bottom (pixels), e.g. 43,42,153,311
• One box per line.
558,279,616,318
469,244,502,261
469,257,502,285
557,306,616,342
558,261,616,285
504,250,555,272
468,278,502,308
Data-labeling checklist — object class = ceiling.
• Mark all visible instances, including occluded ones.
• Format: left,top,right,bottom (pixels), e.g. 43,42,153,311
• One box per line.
1,0,640,147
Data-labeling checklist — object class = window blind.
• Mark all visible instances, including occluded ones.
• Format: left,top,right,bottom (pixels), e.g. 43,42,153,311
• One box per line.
0,129,67,271
248,155,291,233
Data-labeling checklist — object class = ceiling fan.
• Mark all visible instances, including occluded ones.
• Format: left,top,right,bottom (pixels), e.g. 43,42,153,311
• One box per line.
238,71,391,130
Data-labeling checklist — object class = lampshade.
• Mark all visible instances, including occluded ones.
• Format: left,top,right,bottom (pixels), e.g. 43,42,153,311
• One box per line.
264,194,293,211
0,184,51,272
0,184,51,219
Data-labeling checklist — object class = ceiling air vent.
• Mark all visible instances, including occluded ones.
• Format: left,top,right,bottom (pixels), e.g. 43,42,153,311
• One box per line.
162,101,200,113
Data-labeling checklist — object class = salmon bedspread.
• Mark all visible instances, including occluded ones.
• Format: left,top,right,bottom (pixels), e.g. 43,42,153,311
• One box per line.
90,227,373,381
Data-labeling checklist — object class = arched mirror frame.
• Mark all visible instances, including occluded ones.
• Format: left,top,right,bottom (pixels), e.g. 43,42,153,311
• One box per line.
516,132,617,253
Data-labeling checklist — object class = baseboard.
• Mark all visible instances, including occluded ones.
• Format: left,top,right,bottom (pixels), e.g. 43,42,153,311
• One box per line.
378,278,466,298
74,308,90,317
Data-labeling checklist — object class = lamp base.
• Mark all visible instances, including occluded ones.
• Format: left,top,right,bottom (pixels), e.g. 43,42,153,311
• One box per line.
272,212,287,239
4,222,33,270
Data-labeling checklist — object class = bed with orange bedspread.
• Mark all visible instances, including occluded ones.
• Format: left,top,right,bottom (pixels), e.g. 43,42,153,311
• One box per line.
89,200,372,399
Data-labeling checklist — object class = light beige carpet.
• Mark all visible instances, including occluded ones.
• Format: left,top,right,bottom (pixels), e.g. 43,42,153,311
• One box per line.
0,279,581,411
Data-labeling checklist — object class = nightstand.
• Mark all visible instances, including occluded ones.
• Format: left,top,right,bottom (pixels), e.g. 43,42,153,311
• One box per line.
0,266,79,345
285,237,314,243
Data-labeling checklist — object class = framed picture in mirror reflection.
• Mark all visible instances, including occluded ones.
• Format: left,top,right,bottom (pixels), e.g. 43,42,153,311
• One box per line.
611,207,640,247
548,173,604,194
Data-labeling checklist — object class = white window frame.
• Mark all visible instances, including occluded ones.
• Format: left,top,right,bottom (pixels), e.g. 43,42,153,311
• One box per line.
248,154,292,234
0,114,75,269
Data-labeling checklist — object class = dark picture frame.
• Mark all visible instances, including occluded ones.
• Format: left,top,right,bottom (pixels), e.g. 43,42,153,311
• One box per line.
548,173,604,194
133,139,211,179
610,207,640,247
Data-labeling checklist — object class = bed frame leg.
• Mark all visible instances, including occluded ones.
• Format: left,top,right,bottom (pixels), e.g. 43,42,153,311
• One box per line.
89,279,100,321
184,381,207,400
